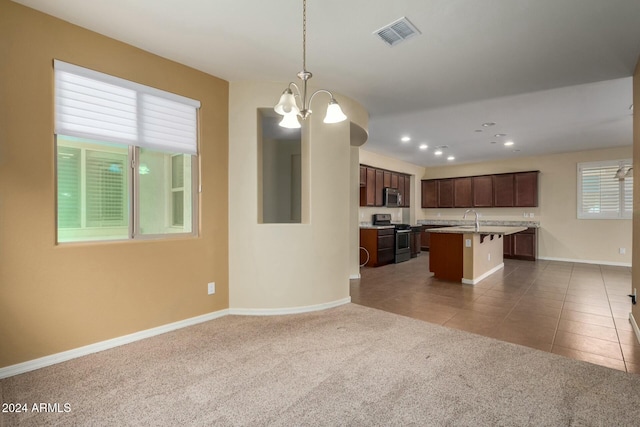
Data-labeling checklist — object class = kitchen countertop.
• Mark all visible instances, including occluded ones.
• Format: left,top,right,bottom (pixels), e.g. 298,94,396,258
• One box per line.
359,224,396,230
427,225,527,235
418,219,540,228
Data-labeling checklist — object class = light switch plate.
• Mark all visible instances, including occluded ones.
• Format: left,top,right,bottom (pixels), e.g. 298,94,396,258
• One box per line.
465,239,471,247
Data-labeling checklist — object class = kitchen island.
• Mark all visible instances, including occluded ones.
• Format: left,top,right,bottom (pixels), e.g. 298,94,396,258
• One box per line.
427,226,526,284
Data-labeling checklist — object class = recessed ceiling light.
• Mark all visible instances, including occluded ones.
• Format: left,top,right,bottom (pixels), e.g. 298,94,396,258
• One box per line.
495,133,507,138
474,129,483,133
490,141,497,144
482,122,496,127
401,136,411,142
434,150,443,156
419,144,428,150
447,156,455,161
504,141,514,146
513,149,521,152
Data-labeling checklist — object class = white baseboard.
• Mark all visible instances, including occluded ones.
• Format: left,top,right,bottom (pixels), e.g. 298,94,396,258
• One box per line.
349,273,361,280
462,263,504,285
229,297,351,316
630,312,640,346
0,298,353,379
0,309,229,380
538,256,631,268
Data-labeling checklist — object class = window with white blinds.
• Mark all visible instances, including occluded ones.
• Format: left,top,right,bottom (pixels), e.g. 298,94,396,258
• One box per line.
577,159,633,219
54,60,200,155
54,61,200,243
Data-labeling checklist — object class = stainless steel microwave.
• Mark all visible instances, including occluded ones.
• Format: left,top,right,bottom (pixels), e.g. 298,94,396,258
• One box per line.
384,187,401,207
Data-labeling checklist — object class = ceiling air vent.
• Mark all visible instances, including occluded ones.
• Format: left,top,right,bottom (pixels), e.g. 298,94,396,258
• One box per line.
374,17,421,47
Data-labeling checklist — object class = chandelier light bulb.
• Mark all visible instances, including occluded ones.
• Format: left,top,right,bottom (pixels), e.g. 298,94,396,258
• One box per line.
274,89,300,116
279,112,302,129
324,99,347,123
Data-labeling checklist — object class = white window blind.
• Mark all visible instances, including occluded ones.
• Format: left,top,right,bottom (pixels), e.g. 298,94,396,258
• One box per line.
577,160,633,219
54,60,200,155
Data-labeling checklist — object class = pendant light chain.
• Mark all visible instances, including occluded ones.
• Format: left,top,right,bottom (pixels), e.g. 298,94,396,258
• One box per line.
273,0,347,127
302,0,307,72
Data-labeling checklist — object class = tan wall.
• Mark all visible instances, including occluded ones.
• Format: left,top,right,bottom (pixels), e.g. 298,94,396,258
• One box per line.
229,81,368,310
0,1,229,367
420,147,633,265
463,234,504,282
632,57,640,329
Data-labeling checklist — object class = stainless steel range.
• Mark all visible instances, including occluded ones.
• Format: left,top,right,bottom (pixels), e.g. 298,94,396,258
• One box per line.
372,213,411,264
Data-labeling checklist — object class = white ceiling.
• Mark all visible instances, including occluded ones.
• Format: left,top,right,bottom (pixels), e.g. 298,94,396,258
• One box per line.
14,0,640,166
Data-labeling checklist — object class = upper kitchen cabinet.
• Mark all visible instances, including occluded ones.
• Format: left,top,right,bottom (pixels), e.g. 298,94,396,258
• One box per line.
359,164,411,207
493,173,515,207
397,175,406,206
453,177,472,208
437,179,454,208
421,180,437,208
375,169,384,206
514,171,539,207
360,166,376,206
472,175,493,207
421,171,538,209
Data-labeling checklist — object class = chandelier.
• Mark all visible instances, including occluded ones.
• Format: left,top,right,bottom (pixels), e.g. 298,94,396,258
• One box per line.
274,0,347,129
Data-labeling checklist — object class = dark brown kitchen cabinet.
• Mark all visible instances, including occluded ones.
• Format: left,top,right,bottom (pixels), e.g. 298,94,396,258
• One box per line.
375,169,384,206
493,174,515,207
410,226,422,257
359,164,411,208
360,228,394,267
391,173,399,189
454,177,472,208
472,175,493,207
437,179,454,208
514,171,539,207
421,171,538,209
360,167,376,206
420,225,447,251
404,178,411,207
503,228,537,261
421,180,437,208
383,171,391,189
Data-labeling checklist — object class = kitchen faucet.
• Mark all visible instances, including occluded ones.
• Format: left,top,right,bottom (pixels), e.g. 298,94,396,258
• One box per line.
463,209,480,232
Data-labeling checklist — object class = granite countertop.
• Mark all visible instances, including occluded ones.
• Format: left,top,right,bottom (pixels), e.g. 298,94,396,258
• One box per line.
417,219,540,228
427,225,527,235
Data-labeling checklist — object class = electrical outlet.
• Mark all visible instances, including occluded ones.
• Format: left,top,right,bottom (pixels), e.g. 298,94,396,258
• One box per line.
529,213,535,218
619,248,626,255
465,239,471,247
207,282,216,295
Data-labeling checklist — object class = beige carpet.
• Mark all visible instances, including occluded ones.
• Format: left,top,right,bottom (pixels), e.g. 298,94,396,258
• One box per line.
2,303,640,426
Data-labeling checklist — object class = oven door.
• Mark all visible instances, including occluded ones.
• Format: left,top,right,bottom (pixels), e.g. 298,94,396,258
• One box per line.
396,230,410,250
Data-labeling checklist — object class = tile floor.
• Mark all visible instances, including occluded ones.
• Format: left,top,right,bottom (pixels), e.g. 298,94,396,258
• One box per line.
350,253,639,374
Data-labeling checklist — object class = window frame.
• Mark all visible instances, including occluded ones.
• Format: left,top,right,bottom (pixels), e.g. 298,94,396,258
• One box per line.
577,159,633,220
54,60,201,244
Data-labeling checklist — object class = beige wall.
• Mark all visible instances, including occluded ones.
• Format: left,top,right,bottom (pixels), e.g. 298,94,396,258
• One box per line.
0,1,229,368
420,147,633,265
632,57,640,329
229,81,368,310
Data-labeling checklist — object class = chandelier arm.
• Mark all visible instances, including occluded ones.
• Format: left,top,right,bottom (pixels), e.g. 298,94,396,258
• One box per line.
288,82,302,100
307,89,335,106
